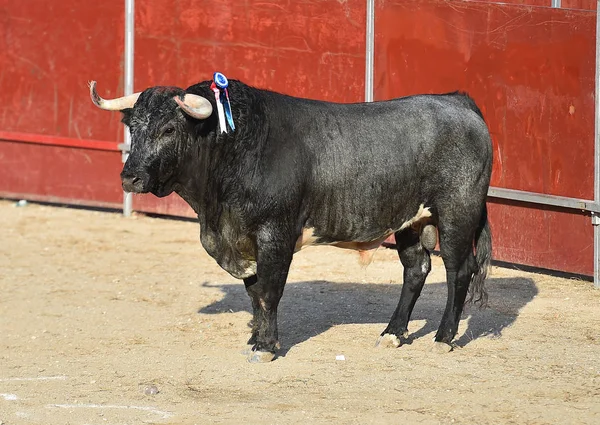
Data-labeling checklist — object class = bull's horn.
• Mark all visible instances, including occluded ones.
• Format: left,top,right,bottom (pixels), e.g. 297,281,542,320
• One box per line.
174,94,213,119
89,81,141,111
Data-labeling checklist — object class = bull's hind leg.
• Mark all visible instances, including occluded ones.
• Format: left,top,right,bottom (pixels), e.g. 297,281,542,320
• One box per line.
434,216,479,352
377,227,431,348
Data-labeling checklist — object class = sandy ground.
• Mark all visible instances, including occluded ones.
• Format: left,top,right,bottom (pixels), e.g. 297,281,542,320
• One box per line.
0,199,599,425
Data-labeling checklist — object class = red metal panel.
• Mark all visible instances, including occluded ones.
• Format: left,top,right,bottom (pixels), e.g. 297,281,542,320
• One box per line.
374,0,596,275
0,0,126,206
488,200,593,275
134,195,196,218
0,0,125,142
562,0,596,10
483,0,550,6
134,0,365,101
0,141,123,207
132,0,366,214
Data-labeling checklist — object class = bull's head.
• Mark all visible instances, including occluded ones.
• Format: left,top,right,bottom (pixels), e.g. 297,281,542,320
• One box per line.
89,81,213,197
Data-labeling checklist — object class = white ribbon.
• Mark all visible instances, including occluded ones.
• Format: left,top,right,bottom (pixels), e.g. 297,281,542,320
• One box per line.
212,87,227,134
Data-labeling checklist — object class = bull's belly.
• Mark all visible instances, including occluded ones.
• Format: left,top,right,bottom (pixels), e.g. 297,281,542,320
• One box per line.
296,204,432,265
203,204,432,279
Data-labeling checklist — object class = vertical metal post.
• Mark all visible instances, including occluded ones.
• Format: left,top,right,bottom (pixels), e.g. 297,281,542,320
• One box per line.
594,0,600,288
123,0,135,216
365,0,375,102
551,0,561,8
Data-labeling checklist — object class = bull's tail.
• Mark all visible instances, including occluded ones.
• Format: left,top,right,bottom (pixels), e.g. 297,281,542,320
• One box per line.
467,205,492,308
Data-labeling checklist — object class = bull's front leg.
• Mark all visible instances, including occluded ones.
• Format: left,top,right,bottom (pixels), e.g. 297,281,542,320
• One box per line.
243,275,260,345
245,230,294,363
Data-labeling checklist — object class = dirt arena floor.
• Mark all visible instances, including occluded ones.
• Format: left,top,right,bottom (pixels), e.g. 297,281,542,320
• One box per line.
1,199,599,425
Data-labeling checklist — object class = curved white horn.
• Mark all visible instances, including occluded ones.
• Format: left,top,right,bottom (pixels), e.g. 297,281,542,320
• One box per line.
89,81,141,111
174,94,213,119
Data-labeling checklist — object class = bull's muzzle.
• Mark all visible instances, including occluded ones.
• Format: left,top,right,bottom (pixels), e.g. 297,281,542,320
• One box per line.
121,174,148,193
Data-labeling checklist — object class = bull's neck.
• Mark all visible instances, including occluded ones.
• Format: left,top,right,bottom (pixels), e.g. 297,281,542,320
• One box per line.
174,82,266,217
174,143,214,216
174,132,247,217
175,184,202,215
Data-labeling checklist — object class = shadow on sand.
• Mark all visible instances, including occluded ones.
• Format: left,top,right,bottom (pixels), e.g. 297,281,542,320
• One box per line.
198,277,537,354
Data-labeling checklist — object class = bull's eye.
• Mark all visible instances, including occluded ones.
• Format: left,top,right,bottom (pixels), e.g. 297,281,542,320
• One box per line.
163,126,175,135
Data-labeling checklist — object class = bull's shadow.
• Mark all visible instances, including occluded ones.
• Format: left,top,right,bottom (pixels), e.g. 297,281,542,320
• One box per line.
198,277,537,354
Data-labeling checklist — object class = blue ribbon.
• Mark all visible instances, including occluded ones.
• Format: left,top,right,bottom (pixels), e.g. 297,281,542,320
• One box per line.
214,72,235,132
222,92,235,131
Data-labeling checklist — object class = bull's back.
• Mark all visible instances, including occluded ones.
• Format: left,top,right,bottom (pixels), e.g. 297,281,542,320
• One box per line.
278,92,490,173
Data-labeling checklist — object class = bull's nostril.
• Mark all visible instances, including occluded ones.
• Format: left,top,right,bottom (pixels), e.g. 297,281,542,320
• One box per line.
122,175,144,193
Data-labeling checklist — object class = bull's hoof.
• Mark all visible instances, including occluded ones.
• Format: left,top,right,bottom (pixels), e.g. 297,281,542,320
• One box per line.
376,333,401,349
431,341,454,354
247,350,276,363
420,224,437,251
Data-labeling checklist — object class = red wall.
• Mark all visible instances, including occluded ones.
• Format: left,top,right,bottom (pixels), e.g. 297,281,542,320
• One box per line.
0,0,596,276
374,0,595,274
0,141,123,208
0,0,126,143
0,0,126,206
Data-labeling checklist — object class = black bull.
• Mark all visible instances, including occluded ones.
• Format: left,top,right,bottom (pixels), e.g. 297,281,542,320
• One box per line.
90,79,493,362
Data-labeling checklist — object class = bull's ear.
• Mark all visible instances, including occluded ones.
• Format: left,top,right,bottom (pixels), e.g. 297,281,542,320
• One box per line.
120,108,133,126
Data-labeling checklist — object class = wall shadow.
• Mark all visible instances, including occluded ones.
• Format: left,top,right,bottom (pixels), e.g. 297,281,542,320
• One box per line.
198,277,538,354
